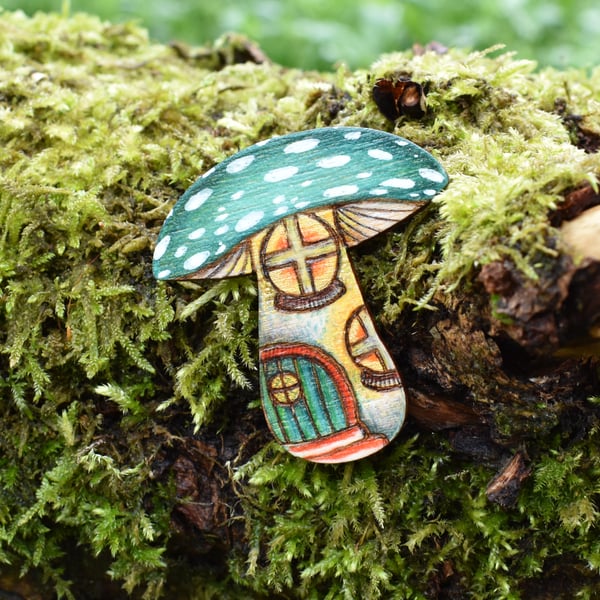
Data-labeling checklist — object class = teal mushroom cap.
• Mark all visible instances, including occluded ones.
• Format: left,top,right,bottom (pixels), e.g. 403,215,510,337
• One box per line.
153,127,448,281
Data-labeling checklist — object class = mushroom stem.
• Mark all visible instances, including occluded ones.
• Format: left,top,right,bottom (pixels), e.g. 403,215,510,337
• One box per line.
251,208,405,463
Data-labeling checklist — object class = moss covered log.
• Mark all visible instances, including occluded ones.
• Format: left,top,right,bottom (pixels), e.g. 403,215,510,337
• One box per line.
1,9,600,599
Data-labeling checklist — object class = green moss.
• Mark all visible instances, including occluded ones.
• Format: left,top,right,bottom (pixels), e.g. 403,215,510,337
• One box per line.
1,9,600,599
233,430,600,599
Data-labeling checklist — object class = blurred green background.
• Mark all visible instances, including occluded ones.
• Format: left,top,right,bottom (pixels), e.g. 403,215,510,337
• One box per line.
2,0,599,70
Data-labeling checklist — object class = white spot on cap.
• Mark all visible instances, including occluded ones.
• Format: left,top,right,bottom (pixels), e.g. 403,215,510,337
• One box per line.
157,269,171,279
274,206,288,216
317,155,351,168
175,245,187,258
323,184,359,198
301,180,313,187
215,225,229,235
215,213,228,222
165,208,173,220
423,189,437,196
381,178,415,189
273,194,286,204
184,251,210,271
188,227,206,240
216,242,227,255
284,138,320,153
295,201,309,208
231,190,244,200
201,166,215,178
264,166,298,182
235,210,264,232
226,154,255,173
368,149,393,160
185,188,213,211
256,138,271,147
356,172,372,179
153,235,170,260
395,140,409,146
419,168,446,183
344,131,361,140
369,188,389,196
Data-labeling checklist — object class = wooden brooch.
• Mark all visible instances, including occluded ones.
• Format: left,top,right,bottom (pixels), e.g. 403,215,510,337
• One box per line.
153,127,448,463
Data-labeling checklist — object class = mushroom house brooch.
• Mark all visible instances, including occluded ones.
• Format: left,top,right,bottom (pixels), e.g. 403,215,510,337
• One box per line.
153,127,448,463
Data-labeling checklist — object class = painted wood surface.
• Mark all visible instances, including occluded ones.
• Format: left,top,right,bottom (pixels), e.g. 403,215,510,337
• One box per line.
153,127,448,462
